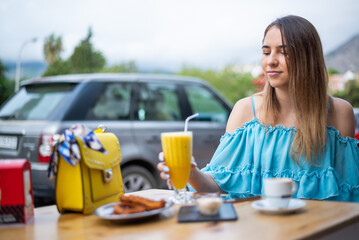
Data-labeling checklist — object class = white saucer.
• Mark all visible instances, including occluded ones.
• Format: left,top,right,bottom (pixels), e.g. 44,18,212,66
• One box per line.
251,199,306,214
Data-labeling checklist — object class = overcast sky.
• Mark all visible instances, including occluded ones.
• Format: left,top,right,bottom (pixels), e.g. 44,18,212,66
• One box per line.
1,0,359,71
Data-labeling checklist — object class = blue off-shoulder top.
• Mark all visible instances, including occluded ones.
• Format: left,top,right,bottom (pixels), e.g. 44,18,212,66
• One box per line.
192,97,359,202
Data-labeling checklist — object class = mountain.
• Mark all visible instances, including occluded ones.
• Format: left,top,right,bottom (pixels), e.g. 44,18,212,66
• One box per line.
2,60,172,79
325,34,359,73
3,61,47,80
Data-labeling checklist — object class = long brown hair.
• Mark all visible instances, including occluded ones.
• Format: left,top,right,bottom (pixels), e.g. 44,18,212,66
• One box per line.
261,15,328,164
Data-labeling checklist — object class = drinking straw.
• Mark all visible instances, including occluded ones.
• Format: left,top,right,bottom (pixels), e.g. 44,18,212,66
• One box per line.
184,113,199,132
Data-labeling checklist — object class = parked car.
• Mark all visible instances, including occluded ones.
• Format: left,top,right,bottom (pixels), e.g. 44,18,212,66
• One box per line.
354,108,359,140
0,73,232,200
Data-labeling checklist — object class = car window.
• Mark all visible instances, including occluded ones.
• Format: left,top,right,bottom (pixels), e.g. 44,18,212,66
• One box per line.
0,83,77,120
85,82,131,120
184,84,228,123
137,82,181,121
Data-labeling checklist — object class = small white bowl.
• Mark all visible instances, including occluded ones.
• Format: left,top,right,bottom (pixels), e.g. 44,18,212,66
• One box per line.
194,192,223,216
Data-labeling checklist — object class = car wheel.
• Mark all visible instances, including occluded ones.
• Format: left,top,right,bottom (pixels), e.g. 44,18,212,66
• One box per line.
122,165,157,193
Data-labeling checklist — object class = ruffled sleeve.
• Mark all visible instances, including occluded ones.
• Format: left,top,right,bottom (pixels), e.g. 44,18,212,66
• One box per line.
191,119,359,202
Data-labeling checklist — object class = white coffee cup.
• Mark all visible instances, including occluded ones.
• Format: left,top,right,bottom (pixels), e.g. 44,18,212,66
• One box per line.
263,178,297,209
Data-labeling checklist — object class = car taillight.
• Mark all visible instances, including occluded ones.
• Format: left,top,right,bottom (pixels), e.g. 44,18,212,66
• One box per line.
38,133,55,163
355,131,359,140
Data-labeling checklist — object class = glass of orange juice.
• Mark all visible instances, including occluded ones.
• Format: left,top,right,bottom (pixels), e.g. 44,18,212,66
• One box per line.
161,131,193,204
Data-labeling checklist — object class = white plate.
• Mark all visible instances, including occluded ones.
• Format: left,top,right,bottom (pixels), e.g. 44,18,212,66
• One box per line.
95,201,173,222
251,199,306,214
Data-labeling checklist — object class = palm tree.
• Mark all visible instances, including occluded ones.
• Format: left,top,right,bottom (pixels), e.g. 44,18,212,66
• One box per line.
43,34,63,64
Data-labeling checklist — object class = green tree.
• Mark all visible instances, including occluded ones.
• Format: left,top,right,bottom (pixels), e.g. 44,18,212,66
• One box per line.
327,68,340,75
43,33,67,76
334,79,359,107
43,34,63,64
69,27,106,73
177,65,257,105
43,59,71,76
102,61,138,73
0,60,13,104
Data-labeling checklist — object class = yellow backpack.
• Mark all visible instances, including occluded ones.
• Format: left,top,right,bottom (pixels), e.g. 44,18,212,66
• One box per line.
55,129,124,214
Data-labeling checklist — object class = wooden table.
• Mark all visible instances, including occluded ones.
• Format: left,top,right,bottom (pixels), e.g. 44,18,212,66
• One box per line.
1,189,358,240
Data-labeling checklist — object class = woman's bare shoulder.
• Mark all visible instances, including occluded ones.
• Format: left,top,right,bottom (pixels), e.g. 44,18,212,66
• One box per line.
330,97,355,138
226,95,260,133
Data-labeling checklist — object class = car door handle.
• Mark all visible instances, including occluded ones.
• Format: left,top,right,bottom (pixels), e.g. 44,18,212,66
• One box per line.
145,135,161,144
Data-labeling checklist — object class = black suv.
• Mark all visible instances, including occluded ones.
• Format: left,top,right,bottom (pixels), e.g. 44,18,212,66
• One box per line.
0,73,231,200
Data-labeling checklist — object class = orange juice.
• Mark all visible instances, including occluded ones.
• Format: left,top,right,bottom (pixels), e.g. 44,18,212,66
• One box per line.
161,131,192,190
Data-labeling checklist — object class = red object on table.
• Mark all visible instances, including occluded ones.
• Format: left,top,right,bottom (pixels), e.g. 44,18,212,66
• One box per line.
0,159,34,224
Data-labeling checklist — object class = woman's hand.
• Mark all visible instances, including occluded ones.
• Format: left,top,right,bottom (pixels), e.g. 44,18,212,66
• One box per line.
156,152,197,189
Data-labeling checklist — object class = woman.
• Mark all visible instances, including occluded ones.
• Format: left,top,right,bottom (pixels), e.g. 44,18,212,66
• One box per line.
158,15,359,201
